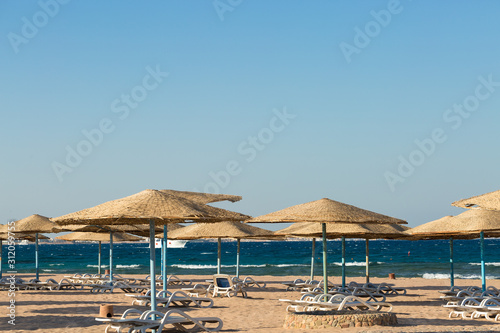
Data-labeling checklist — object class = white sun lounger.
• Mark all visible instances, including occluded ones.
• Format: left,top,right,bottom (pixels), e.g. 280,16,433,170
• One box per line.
96,308,223,332
126,290,214,308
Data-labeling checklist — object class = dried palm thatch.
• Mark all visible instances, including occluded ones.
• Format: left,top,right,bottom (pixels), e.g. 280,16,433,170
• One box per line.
0,232,49,241
13,214,62,233
406,209,500,239
166,221,274,240
159,190,242,204
275,222,408,239
452,189,500,211
56,231,142,242
247,198,406,224
52,189,250,226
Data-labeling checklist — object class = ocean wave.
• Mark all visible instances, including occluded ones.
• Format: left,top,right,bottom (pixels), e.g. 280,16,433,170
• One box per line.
200,252,213,255
86,264,109,268
42,269,55,272
116,264,141,268
332,262,381,266
422,273,449,279
470,262,500,266
49,263,64,266
422,273,499,279
171,263,305,269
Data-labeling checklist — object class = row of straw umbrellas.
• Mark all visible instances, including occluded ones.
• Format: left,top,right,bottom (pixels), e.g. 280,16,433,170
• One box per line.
2,188,500,312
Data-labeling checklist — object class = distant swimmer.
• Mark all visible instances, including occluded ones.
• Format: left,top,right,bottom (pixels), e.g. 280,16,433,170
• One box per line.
408,251,410,256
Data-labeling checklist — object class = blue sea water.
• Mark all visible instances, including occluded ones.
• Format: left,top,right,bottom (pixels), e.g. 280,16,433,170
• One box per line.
4,239,500,280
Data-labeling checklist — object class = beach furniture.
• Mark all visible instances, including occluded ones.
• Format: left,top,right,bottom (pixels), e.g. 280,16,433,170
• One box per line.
96,308,223,332
444,297,483,319
232,276,266,289
359,282,406,296
438,285,481,297
181,283,210,297
280,294,393,313
281,278,330,292
90,280,149,293
469,298,500,320
126,290,214,308
212,274,247,298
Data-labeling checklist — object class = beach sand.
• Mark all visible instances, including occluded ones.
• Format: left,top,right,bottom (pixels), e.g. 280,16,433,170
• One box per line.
1,274,500,332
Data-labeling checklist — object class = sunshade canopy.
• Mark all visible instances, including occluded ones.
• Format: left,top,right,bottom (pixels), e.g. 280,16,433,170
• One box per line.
56,231,142,242
12,214,61,233
452,190,500,211
159,190,242,204
275,222,409,239
247,198,406,224
406,209,500,238
52,189,250,226
165,221,275,240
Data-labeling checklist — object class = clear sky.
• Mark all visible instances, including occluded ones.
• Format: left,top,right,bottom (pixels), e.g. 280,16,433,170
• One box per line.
1,0,500,231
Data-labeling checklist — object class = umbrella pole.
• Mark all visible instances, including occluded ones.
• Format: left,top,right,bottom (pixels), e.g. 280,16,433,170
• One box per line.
163,225,167,291
310,238,316,281
98,241,101,275
109,231,113,283
480,231,486,292
449,237,454,288
236,238,240,278
0,240,2,279
149,220,157,313
322,223,328,299
366,239,369,284
35,233,39,280
341,236,346,288
217,238,221,274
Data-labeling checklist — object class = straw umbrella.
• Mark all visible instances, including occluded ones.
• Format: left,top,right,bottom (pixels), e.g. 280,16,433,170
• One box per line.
247,198,406,298
0,231,49,279
157,190,242,287
276,222,408,286
11,214,61,280
52,189,250,312
56,231,142,274
407,209,500,290
165,221,274,277
452,190,500,291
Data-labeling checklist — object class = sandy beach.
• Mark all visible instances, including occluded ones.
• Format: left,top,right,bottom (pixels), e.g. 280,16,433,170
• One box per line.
1,274,500,332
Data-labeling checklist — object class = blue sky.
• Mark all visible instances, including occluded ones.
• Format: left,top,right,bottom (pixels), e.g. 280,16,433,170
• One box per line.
1,0,500,231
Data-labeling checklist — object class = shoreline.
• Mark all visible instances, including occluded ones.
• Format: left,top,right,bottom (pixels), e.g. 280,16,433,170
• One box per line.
1,274,500,332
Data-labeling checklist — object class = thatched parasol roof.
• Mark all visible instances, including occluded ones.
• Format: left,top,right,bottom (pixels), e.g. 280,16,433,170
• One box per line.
275,222,409,239
159,190,242,204
52,189,250,226
13,214,62,233
56,231,142,242
452,190,500,211
0,232,49,241
165,221,275,240
247,198,406,224
406,209,500,239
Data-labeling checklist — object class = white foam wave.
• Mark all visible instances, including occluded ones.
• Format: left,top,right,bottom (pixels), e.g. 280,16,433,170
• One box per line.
470,262,500,266
86,264,109,268
422,273,499,280
333,262,368,267
422,273,449,279
49,263,64,266
200,252,213,255
116,264,140,268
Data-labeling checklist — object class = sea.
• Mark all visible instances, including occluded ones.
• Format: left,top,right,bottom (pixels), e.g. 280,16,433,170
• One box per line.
4,238,500,280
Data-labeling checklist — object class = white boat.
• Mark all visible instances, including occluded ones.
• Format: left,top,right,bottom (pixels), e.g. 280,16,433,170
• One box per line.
152,238,188,248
